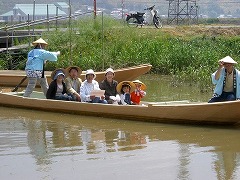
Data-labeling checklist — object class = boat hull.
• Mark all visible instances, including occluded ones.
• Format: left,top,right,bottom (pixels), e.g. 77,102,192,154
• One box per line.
0,64,152,87
0,92,239,125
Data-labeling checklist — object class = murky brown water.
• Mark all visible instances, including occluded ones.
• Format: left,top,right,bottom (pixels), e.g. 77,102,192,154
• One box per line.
1,74,240,180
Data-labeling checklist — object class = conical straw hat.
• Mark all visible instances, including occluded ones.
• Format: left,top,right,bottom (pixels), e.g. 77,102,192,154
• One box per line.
32,38,48,46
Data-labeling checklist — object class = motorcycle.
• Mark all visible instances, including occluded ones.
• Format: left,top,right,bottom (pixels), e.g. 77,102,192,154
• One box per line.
126,5,163,29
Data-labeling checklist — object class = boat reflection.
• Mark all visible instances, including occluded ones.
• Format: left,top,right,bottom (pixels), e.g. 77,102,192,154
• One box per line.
0,107,240,179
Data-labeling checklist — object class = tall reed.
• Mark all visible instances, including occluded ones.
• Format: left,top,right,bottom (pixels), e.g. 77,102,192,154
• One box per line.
36,17,240,90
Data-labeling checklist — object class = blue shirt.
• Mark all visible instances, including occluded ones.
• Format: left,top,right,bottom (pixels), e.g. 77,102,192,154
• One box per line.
25,49,58,71
211,68,240,99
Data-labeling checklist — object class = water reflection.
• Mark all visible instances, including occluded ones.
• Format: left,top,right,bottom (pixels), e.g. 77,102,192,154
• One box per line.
0,107,240,179
140,74,212,102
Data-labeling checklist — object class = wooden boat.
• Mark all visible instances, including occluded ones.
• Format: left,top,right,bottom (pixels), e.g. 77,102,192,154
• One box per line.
0,64,152,87
0,91,240,126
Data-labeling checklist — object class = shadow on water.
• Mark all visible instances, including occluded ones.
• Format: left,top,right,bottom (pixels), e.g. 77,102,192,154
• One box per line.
0,106,240,180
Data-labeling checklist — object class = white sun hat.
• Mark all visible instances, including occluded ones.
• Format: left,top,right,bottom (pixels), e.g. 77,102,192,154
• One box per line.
105,68,115,75
219,56,237,64
85,69,96,79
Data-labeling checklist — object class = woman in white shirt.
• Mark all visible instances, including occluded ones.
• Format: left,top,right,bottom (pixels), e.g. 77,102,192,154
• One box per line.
80,69,107,104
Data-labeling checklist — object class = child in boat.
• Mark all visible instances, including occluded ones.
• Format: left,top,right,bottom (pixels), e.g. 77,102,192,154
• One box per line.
116,81,135,105
46,68,73,101
131,80,147,105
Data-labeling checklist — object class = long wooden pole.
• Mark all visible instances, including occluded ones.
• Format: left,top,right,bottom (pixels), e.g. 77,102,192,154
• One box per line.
94,0,96,19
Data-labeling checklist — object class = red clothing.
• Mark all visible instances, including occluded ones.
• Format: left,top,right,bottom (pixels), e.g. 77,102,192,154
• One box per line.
131,91,144,105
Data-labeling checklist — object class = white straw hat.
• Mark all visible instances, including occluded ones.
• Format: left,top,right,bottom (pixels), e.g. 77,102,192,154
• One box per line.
219,56,237,64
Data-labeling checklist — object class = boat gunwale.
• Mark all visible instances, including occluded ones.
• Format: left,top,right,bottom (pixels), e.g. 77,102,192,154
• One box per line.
0,91,240,126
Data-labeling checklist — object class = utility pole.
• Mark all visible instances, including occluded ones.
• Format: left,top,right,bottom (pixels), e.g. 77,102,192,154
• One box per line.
94,0,96,19
121,0,124,20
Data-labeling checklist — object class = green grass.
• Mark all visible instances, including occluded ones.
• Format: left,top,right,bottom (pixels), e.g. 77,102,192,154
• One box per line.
2,17,240,92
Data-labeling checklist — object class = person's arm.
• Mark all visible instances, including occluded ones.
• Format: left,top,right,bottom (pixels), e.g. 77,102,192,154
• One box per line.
46,81,56,99
214,61,224,80
65,78,77,94
120,94,127,105
80,83,91,102
41,50,60,62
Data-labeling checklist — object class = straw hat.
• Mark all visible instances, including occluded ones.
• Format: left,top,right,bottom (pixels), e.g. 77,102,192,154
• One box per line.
85,69,96,79
51,68,66,80
219,56,237,64
132,80,147,90
105,68,115,76
116,81,136,94
65,66,82,77
32,38,48,46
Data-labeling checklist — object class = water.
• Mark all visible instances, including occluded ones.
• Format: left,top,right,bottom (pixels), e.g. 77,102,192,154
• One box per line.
0,74,240,180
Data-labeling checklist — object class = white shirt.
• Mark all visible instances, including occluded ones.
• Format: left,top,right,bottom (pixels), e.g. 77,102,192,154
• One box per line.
80,80,100,102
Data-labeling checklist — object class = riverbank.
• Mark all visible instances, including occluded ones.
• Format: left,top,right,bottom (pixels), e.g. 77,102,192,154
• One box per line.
1,17,240,92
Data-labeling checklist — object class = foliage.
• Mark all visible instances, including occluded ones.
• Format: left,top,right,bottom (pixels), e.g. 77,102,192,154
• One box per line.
2,16,240,92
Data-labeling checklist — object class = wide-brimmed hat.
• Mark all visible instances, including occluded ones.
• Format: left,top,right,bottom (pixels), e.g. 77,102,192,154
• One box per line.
116,81,136,94
51,68,66,80
32,38,48,46
65,66,82,77
219,56,237,64
132,80,147,90
85,69,96,79
105,68,115,76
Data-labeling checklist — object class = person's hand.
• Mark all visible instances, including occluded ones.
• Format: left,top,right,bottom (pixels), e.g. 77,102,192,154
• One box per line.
56,51,60,56
75,94,81,101
218,61,224,68
90,95,95,100
109,96,116,101
139,90,145,96
100,95,105,100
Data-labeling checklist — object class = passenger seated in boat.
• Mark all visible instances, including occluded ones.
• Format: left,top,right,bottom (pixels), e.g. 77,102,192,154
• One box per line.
65,66,82,101
99,68,120,104
208,56,240,103
80,69,107,104
116,81,136,105
23,38,60,97
46,69,74,101
131,80,147,105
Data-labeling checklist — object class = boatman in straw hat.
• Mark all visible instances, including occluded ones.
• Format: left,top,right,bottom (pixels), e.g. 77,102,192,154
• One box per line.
65,66,82,101
23,38,60,97
208,56,240,103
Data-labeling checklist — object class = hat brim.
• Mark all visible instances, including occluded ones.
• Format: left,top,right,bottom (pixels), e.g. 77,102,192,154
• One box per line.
65,66,82,77
132,80,147,90
116,81,136,94
219,56,237,64
32,38,48,46
51,68,66,80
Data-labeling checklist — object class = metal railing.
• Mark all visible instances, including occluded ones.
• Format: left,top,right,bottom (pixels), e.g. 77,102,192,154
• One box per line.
0,11,93,70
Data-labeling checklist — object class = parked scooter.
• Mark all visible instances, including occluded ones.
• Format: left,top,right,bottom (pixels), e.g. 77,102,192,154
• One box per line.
126,5,163,29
